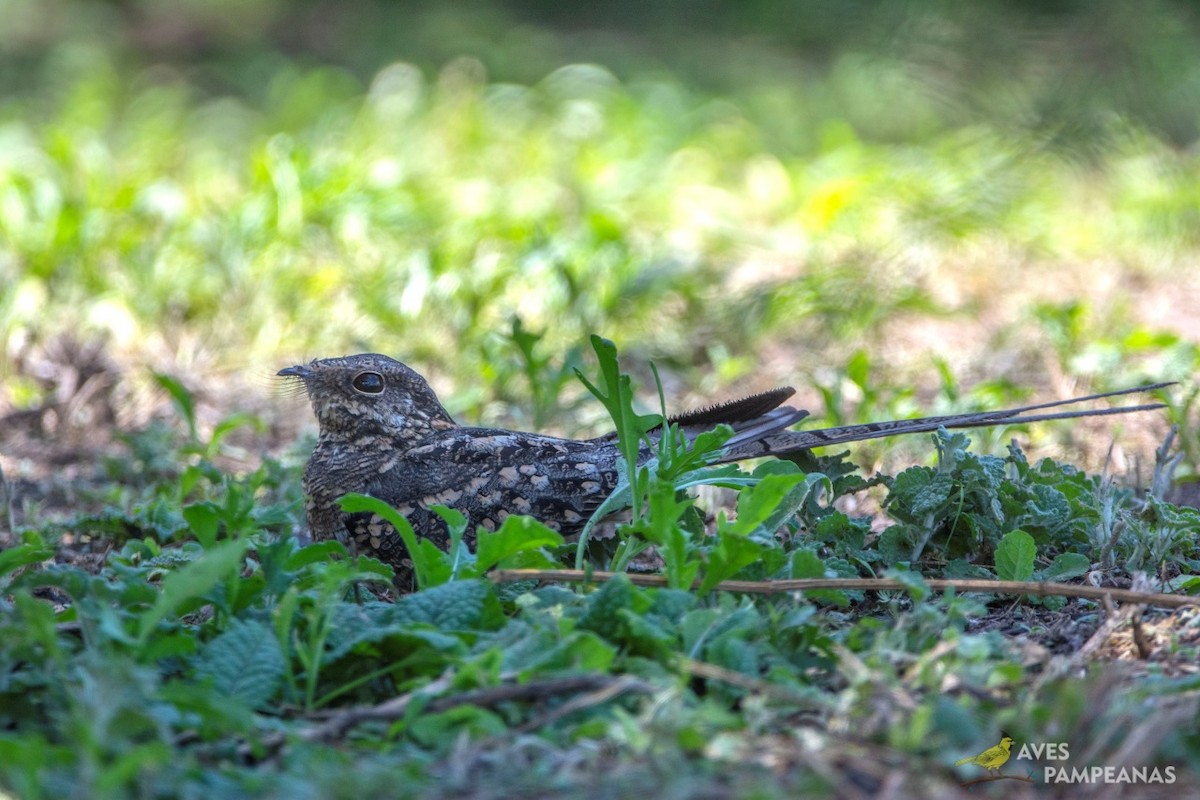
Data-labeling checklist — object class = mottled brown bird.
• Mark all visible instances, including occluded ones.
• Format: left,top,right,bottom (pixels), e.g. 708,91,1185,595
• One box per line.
280,353,1167,589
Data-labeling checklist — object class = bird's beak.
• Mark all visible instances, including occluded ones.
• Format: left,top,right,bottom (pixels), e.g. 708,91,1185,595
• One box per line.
277,364,312,378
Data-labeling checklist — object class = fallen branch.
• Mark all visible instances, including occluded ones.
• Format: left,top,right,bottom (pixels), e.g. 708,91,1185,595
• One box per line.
489,569,1200,609
677,657,819,705
296,673,651,745
513,675,649,734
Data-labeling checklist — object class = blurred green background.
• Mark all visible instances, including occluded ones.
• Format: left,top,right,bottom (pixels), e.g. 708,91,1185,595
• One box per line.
1,0,1197,460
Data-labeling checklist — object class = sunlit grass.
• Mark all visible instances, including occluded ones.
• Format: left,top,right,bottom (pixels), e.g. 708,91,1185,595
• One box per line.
0,3,1196,464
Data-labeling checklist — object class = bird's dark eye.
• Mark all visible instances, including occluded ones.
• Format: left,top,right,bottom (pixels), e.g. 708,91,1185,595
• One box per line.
352,371,385,395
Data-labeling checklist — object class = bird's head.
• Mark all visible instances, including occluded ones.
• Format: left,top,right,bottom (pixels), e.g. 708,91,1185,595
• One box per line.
278,353,455,441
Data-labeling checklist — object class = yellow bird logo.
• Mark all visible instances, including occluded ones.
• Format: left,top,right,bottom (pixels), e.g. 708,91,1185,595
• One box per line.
955,735,1014,775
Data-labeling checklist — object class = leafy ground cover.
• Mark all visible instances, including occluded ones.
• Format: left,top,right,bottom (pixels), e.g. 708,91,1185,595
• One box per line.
2,1,1200,797
2,338,1198,798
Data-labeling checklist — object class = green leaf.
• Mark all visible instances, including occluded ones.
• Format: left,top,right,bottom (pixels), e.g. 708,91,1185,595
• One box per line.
194,618,285,708
573,336,662,550
625,475,699,589
912,471,955,516
0,532,54,580
409,704,508,747
430,505,471,580
791,549,825,579
698,532,764,594
137,539,248,646
322,581,499,663
324,616,464,664
1173,575,1200,595
157,680,257,739
204,412,260,458
574,335,662,470
689,470,820,593
387,579,499,630
723,472,809,536
578,573,641,642
846,348,871,390
1042,552,1090,581
153,372,197,440
474,515,564,575
680,603,762,661
995,529,1036,582
883,567,929,602
706,633,759,677
790,548,849,605
812,511,868,554
339,493,448,590
182,503,220,550
285,540,349,570
616,606,677,656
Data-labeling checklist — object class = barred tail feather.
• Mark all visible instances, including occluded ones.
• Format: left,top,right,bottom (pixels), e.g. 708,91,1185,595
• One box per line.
721,382,1171,461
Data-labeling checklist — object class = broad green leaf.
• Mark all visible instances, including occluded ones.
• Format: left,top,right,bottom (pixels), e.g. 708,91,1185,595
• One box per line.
1042,552,1090,581
995,529,1036,582
699,471,807,592
142,632,199,662
182,503,220,550
697,532,764,594
791,549,826,579
137,539,248,645
552,630,615,672
734,470,830,537
883,567,929,602
321,582,499,663
723,472,808,536
616,606,677,656
791,548,849,606
680,603,760,659
409,705,508,747
157,680,257,738
386,579,498,630
578,574,640,642
1172,576,1200,594
706,634,759,677
474,515,564,575
0,532,54,580
285,540,349,570
324,620,464,665
194,618,285,708
811,511,868,553
912,471,954,516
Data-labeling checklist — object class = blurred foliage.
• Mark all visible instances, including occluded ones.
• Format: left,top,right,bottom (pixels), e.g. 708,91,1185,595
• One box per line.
1,1,1198,429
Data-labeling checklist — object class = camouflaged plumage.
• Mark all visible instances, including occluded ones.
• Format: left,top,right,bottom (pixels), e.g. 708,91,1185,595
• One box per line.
280,353,1167,590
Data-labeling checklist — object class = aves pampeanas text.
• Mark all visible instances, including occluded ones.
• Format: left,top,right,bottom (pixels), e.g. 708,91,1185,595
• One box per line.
955,735,1015,775
279,353,1169,590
